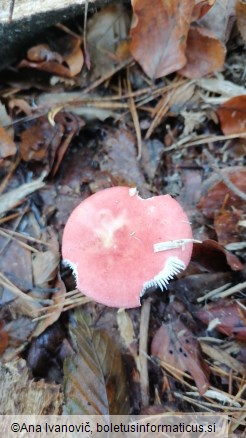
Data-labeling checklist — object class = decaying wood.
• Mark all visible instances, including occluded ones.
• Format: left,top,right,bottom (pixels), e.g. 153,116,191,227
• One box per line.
0,359,62,414
0,0,123,70
1,0,92,23
0,0,95,70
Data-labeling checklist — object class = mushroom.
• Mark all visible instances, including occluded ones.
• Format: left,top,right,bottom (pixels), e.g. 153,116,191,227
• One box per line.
62,186,193,308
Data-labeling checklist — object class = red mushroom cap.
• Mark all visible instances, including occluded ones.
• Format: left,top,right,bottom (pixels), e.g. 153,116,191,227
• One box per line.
62,186,193,308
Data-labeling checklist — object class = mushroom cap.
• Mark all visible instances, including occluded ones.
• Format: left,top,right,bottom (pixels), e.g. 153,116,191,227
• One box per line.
62,186,193,308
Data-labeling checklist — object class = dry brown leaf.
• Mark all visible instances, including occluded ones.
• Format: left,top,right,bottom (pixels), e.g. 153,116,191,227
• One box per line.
192,239,244,271
214,209,243,247
236,0,246,41
151,319,210,395
169,82,196,112
197,167,246,218
20,113,83,176
180,26,226,78
0,176,45,218
20,116,64,163
19,38,83,78
0,314,36,362
27,44,63,63
18,59,75,78
0,236,33,296
63,40,84,77
0,321,8,356
8,98,32,116
32,250,60,288
0,125,16,160
200,341,245,374
0,103,12,126
195,300,246,342
99,126,148,193
199,0,237,43
63,309,129,415
192,0,215,20
87,4,130,79
217,95,246,135
130,0,194,79
32,275,67,338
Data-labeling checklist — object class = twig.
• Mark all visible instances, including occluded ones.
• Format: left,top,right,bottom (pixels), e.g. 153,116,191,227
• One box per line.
197,282,232,303
0,227,52,246
163,132,246,152
55,23,82,41
139,297,151,407
81,57,134,95
211,281,246,300
127,67,142,159
8,0,15,21
83,0,89,64
0,228,39,253
145,92,170,139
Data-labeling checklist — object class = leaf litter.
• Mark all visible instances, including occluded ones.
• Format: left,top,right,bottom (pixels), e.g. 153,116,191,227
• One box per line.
0,0,245,434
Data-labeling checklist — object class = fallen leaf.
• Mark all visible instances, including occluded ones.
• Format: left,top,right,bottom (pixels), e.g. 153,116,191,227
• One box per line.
130,0,194,78
99,126,148,193
1,316,36,360
0,102,12,126
192,0,215,20
87,4,130,79
169,82,196,112
18,37,83,78
63,39,84,77
63,309,129,415
32,275,67,338
32,250,60,288
192,239,244,271
27,44,63,63
180,110,206,136
151,319,210,395
0,104,14,152
197,167,246,218
214,209,243,246
8,98,32,116
0,321,8,356
195,300,246,341
199,0,237,43
0,125,16,160
217,95,246,135
0,176,45,218
18,59,74,78
236,0,246,41
140,139,164,180
180,26,226,78
20,116,64,163
200,340,245,374
0,237,32,297
20,113,84,176
198,76,246,97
